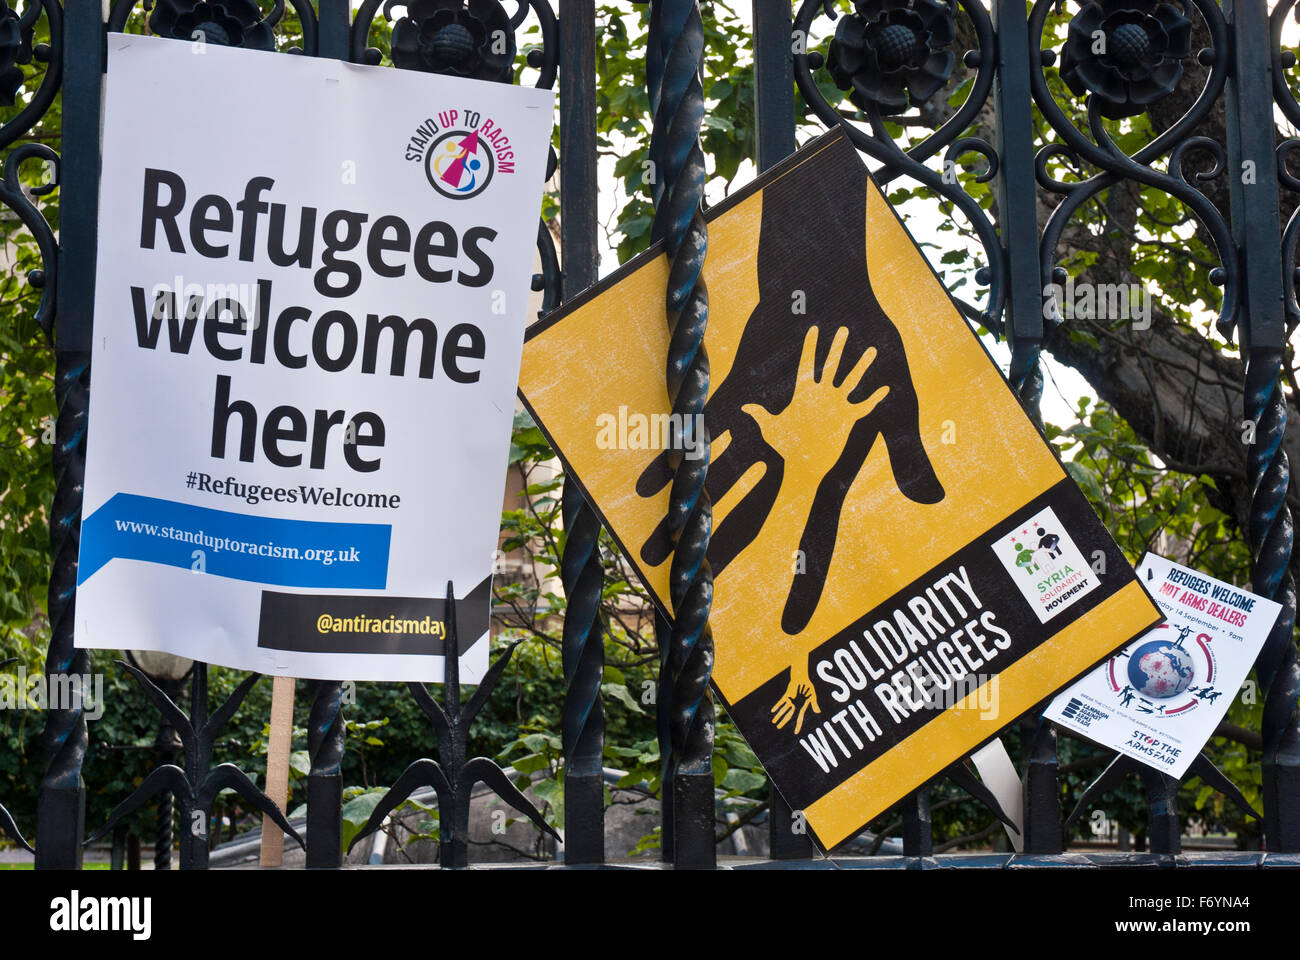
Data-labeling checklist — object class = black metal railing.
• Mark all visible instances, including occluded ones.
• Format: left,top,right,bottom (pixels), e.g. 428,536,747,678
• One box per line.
3,0,1298,869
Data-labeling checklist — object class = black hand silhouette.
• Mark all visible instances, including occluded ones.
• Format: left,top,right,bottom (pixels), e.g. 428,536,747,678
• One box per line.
636,140,944,634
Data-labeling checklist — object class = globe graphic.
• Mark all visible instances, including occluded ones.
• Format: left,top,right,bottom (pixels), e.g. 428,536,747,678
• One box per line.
1126,639,1195,699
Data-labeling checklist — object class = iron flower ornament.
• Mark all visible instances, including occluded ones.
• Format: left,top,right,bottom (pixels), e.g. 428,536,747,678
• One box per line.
826,0,957,116
1058,0,1192,120
148,0,277,50
388,0,515,82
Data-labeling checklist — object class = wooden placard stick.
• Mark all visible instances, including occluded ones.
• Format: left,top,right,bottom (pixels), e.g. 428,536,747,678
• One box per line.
259,675,296,867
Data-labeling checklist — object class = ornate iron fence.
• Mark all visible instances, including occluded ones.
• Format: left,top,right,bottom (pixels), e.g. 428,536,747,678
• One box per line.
1,0,1297,868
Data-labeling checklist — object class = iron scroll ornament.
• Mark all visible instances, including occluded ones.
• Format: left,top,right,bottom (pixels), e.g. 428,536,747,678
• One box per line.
1273,1,1300,329
1029,0,1237,340
0,1,28,103
0,0,61,153
0,0,61,341
795,0,1006,334
0,143,58,339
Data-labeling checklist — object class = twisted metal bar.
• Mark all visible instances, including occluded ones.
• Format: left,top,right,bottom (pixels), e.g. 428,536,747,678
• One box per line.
557,0,604,866
307,682,346,782
36,349,90,868
155,792,173,871
648,0,714,869
152,674,184,871
31,0,89,872
560,482,604,862
1007,345,1045,427
1244,348,1300,850
645,0,677,865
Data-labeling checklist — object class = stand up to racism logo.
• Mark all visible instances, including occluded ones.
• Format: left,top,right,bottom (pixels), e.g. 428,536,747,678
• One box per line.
405,107,518,200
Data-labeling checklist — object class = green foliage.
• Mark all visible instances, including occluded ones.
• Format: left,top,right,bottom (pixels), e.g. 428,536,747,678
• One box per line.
598,3,753,264
0,43,58,640
339,787,389,852
1048,397,1250,588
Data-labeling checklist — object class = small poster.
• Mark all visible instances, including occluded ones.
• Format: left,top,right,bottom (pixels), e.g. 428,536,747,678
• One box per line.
1045,553,1278,778
991,507,1100,623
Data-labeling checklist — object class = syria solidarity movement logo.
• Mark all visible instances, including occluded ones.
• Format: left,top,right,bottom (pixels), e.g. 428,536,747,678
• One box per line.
405,107,517,200
992,506,1099,623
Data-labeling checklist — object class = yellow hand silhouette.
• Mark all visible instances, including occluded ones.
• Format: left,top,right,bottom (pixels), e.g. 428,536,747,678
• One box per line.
740,325,890,476
740,325,889,736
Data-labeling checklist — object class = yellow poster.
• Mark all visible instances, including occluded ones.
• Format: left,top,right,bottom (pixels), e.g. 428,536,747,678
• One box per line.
519,128,1162,851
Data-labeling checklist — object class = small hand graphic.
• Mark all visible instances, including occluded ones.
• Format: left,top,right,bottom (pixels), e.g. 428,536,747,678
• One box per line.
740,325,890,475
771,667,821,735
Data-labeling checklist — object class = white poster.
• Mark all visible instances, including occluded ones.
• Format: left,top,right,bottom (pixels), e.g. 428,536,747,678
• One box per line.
1045,553,1278,778
75,34,554,682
